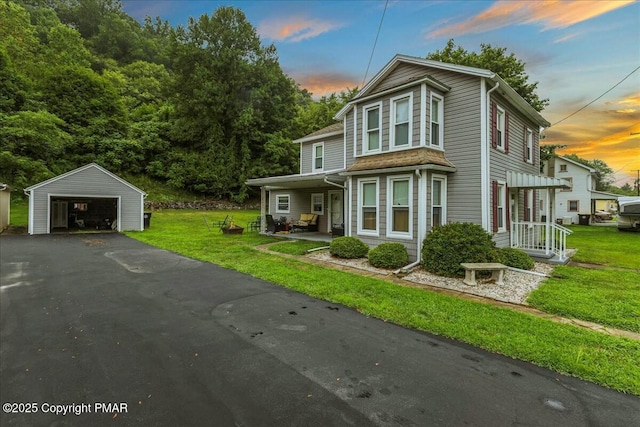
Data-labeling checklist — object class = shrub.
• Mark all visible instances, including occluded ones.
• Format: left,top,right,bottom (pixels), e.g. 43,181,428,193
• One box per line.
421,222,499,277
498,247,534,270
368,243,409,269
329,236,369,259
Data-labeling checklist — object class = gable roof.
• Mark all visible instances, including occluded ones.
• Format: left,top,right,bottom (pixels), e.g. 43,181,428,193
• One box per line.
24,163,146,195
557,156,596,173
293,122,343,144
335,54,550,128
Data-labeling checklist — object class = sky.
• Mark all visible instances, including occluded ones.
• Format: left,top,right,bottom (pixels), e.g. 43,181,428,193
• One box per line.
121,0,640,187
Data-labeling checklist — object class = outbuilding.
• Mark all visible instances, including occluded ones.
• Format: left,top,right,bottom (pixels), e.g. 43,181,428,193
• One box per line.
24,163,147,234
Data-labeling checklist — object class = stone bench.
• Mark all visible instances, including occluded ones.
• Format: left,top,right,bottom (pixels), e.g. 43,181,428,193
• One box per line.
460,263,507,286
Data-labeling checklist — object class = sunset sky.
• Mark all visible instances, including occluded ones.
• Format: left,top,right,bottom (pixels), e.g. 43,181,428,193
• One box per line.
122,0,640,187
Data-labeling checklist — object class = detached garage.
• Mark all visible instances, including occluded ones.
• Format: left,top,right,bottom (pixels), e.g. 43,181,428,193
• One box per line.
24,163,147,235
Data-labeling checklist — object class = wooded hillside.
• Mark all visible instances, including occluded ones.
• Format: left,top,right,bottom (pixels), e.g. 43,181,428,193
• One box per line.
0,0,354,201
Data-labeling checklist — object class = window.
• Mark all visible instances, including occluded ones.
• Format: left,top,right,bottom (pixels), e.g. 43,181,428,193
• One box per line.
492,181,507,233
311,193,324,215
431,175,446,227
312,142,324,172
387,176,412,237
559,164,567,172
430,95,443,148
525,128,533,163
391,94,412,148
496,107,505,150
358,178,379,235
568,200,579,212
364,103,381,153
276,194,290,213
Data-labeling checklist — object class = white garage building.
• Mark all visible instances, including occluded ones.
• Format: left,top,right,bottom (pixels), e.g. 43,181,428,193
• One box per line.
24,163,146,234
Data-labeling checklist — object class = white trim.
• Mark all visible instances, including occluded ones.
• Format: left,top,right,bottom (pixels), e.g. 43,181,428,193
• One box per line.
496,180,507,233
27,190,34,235
420,84,427,146
311,193,324,215
386,174,413,240
525,128,533,164
293,130,343,144
357,177,379,237
312,141,324,173
275,194,290,214
362,101,383,154
353,107,358,158
347,176,353,236
343,120,347,169
417,170,427,261
389,92,413,150
431,174,447,227
429,93,444,149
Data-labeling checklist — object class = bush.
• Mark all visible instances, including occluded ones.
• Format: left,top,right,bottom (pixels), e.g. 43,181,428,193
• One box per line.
498,247,534,270
421,222,499,277
368,243,409,269
329,236,369,259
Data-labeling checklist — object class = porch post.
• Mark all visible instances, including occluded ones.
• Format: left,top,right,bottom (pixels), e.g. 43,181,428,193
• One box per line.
545,188,552,256
260,186,266,233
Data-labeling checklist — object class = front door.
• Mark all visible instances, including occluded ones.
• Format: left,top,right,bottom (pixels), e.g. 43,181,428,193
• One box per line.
328,191,343,231
51,200,68,229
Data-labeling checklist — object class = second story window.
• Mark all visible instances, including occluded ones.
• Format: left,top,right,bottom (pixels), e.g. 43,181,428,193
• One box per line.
312,142,324,172
391,94,411,148
496,107,505,150
364,103,381,153
525,128,533,163
430,95,443,148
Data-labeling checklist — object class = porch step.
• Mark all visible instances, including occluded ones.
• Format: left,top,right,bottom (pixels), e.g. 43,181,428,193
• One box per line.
522,249,570,265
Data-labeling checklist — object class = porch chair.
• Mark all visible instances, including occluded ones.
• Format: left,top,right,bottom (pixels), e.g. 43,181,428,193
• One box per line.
292,214,318,232
265,215,285,233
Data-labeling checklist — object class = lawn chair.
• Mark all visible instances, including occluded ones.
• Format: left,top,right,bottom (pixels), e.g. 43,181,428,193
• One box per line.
216,215,230,232
247,216,261,232
265,215,285,233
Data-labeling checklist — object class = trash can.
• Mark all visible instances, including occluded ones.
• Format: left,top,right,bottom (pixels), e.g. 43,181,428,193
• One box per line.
578,214,590,225
144,212,152,229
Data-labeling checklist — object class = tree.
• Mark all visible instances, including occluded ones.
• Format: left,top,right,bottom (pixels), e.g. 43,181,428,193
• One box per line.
427,39,549,111
289,88,358,139
167,6,298,200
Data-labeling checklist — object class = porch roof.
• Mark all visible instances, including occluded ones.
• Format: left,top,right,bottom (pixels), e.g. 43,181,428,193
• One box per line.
344,147,456,175
506,171,571,189
245,171,346,190
590,190,620,200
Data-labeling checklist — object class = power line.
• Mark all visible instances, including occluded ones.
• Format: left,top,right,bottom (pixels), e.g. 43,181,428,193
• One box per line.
551,65,640,127
361,0,389,88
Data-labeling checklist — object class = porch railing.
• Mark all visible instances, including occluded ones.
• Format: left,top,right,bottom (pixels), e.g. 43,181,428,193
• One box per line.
510,222,573,261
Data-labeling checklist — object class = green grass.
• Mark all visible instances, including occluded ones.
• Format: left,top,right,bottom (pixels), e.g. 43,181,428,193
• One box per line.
125,210,640,395
9,199,28,227
566,225,640,269
268,240,330,255
528,226,640,333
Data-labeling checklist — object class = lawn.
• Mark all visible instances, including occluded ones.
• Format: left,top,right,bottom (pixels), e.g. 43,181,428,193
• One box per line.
123,210,640,395
528,226,640,333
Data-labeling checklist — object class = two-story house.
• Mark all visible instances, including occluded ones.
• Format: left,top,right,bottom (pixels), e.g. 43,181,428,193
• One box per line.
542,156,619,224
247,55,571,262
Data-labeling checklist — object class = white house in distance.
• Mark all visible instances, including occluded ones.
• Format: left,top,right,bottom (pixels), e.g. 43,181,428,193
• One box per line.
542,156,619,224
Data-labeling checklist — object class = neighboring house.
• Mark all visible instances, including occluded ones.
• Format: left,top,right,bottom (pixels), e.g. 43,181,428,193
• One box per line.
542,156,619,224
247,54,571,262
24,163,147,234
0,183,10,232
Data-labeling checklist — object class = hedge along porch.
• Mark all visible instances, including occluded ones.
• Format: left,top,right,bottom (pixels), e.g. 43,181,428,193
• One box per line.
24,163,147,234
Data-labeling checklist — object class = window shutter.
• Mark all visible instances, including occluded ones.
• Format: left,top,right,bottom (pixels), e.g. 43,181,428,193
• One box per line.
491,102,497,148
492,180,498,232
506,185,511,231
524,189,530,221
533,132,538,166
504,112,510,153
523,125,528,162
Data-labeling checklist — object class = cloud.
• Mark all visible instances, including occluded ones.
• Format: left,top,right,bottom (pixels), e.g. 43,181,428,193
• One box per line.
428,0,635,38
291,71,358,98
258,16,343,42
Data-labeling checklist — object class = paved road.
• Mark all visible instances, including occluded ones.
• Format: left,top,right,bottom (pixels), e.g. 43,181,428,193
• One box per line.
1,234,638,426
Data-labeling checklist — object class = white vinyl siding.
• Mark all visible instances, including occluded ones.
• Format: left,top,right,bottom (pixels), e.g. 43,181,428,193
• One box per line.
430,94,443,149
363,102,382,153
390,93,412,149
358,178,379,236
387,175,412,239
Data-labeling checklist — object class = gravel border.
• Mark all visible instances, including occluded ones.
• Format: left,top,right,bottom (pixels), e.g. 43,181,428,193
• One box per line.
307,250,554,305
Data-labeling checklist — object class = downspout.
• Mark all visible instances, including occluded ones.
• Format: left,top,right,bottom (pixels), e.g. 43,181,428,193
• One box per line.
482,80,500,231
323,178,346,189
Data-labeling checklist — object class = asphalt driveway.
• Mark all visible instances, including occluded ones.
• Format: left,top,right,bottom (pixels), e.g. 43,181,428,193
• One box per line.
1,234,638,426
